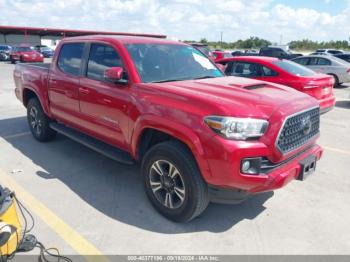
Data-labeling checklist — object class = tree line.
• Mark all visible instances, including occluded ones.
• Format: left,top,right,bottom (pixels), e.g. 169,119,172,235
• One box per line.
183,37,350,51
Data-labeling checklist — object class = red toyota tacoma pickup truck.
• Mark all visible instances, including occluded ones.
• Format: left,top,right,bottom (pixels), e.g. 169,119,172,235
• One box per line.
14,35,323,222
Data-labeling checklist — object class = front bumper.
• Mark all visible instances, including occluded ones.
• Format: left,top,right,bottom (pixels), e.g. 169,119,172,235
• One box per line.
203,134,323,198
10,55,43,62
22,56,44,62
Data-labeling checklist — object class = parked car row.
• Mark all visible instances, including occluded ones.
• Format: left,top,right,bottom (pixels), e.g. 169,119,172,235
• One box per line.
0,44,55,62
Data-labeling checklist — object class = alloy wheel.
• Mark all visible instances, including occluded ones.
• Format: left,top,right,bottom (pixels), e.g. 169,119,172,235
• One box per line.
149,160,186,209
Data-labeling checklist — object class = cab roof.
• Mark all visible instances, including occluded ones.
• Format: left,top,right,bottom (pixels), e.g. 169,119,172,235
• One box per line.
62,35,184,45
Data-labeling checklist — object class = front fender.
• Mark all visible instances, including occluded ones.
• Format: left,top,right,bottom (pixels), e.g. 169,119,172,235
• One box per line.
131,114,212,181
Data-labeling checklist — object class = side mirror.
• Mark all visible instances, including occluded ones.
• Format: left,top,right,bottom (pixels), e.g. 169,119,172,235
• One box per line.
104,67,125,83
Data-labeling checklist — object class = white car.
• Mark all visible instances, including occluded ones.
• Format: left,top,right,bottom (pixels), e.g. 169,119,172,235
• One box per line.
292,55,350,86
313,49,344,55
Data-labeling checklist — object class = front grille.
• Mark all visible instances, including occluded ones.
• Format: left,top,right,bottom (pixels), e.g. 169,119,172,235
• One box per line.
276,107,320,154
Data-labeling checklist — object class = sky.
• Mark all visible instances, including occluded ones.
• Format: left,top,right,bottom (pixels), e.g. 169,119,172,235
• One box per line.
0,0,349,43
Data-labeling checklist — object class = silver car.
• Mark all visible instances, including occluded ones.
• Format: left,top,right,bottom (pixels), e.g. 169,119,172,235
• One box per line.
292,55,350,86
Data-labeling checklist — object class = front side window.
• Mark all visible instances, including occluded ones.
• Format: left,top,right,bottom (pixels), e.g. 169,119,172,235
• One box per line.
87,44,125,81
57,43,84,76
273,60,316,76
125,44,223,83
293,58,309,66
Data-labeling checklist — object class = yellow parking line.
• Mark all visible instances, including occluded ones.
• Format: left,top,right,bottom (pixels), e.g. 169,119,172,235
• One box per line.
0,169,109,262
323,146,350,156
2,131,31,140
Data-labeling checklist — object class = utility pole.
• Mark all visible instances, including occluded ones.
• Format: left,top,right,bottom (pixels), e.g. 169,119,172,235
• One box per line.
220,31,223,48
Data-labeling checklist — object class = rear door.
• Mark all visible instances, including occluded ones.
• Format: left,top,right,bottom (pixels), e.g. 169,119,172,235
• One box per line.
78,43,131,150
48,43,85,126
306,57,330,74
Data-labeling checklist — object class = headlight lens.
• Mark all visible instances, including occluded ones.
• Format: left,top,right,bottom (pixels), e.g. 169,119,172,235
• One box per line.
204,116,268,140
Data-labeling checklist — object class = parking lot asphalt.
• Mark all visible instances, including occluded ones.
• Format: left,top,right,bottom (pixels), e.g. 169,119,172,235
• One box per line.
0,60,350,256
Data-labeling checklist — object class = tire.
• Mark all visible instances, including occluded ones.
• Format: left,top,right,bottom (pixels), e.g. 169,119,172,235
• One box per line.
27,98,57,142
329,74,339,87
142,140,209,222
10,59,15,64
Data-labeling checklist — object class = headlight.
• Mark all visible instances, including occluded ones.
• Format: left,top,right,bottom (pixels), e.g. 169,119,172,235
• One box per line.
204,116,268,140
23,54,29,57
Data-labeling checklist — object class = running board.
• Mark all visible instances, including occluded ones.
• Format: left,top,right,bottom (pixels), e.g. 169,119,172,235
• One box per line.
49,122,134,165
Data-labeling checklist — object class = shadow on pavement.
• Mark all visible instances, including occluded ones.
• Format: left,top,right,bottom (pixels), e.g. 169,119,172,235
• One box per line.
335,100,350,109
1,116,273,234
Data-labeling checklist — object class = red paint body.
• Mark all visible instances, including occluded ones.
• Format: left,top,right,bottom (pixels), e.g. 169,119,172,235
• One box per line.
10,45,44,63
216,56,336,113
13,36,323,194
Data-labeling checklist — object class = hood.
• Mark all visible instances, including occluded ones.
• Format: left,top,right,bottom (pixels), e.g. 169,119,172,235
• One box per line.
137,76,318,119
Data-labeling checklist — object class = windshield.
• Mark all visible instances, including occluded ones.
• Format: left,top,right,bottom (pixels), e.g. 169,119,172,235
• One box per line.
273,60,316,76
40,47,52,51
15,47,33,52
125,44,223,83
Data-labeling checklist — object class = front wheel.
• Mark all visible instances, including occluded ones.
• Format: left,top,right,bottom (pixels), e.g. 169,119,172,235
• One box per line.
27,98,57,142
142,141,209,222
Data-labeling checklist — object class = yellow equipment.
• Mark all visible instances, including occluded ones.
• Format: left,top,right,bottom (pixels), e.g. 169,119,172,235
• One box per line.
0,186,71,262
0,186,22,257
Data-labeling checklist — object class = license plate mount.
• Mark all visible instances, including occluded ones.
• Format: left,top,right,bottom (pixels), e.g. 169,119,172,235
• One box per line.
298,155,317,181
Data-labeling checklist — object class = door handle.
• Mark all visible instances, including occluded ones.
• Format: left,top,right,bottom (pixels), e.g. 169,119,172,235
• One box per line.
79,87,90,95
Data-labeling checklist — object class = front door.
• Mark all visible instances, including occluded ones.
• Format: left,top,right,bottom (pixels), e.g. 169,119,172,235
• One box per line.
78,43,131,150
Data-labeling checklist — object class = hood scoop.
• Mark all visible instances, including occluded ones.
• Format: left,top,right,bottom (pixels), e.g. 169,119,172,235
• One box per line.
243,84,267,90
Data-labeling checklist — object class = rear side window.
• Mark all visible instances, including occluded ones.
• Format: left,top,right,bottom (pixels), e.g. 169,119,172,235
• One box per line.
317,58,331,66
87,43,124,81
57,43,84,76
273,60,316,76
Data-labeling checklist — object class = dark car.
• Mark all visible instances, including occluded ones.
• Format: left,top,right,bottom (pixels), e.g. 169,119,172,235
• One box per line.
0,45,12,61
334,53,350,63
259,47,302,60
34,45,54,58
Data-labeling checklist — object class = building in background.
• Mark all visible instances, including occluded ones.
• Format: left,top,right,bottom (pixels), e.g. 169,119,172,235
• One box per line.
0,25,166,49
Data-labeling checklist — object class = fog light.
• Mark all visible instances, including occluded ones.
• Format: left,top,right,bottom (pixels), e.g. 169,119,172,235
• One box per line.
241,157,262,175
242,161,250,172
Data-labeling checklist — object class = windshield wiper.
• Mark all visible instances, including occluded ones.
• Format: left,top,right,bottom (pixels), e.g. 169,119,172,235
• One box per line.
151,75,217,83
151,78,189,83
193,76,217,80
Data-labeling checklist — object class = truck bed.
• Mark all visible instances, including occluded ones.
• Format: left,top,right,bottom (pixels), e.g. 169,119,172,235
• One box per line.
17,62,51,69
